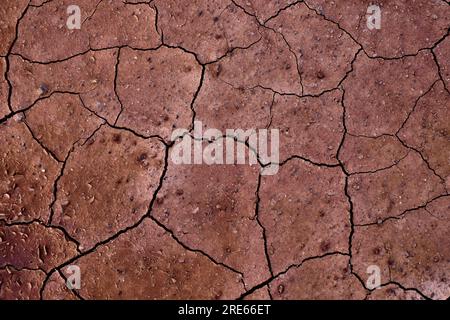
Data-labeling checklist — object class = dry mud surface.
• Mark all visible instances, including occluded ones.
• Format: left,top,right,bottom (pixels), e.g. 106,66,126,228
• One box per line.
0,0,449,300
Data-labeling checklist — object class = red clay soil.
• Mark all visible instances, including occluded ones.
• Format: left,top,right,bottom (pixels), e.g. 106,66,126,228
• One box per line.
0,0,449,300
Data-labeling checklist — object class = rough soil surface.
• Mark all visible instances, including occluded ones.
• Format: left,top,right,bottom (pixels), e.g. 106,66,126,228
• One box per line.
0,0,449,300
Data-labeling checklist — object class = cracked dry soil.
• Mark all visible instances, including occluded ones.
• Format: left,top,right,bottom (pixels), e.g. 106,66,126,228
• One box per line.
0,0,449,300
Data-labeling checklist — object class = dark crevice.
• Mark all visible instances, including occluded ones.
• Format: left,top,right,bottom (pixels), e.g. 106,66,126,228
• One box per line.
5,3,31,114
188,65,205,132
113,47,124,125
1,219,81,255
254,173,274,277
355,193,450,227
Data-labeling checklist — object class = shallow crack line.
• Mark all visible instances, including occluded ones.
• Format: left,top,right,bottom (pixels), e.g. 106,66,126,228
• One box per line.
40,142,169,299
355,193,450,227
150,2,161,41
362,25,450,61
230,0,259,23
348,151,410,175
279,155,341,168
5,2,31,114
56,269,85,300
81,0,104,26
123,0,154,5
1,219,81,254
219,76,346,101
203,32,263,66
148,147,246,285
396,78,440,136
254,173,274,277
113,47,124,125
263,1,304,25
78,94,167,145
237,251,349,300
303,0,450,61
149,215,246,281
265,92,276,129
379,281,431,300
302,1,363,51
395,134,448,191
347,132,395,140
10,43,163,65
0,264,46,274
431,50,450,95
22,116,62,163
47,123,105,226
30,0,54,8
263,25,304,95
0,90,90,125
423,207,445,221
225,4,305,94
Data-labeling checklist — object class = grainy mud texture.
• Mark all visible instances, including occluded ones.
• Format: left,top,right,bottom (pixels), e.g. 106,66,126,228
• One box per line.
0,0,449,300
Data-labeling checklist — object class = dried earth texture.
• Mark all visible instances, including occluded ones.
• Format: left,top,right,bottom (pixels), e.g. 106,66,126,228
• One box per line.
0,0,449,300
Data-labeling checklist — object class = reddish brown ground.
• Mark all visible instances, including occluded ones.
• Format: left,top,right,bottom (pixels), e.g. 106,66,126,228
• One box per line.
0,0,449,300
